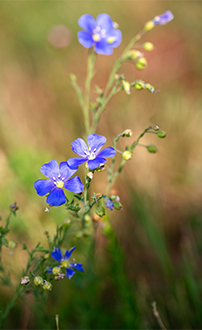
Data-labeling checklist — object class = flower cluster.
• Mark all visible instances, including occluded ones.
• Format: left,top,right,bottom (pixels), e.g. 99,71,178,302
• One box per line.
77,13,122,55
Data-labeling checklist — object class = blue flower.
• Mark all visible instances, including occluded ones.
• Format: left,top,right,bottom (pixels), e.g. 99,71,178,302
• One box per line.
153,11,174,25
34,160,84,207
67,134,116,171
77,13,122,55
104,197,114,211
47,247,84,279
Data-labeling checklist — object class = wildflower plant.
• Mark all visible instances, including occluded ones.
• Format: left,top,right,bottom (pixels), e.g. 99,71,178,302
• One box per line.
0,10,174,328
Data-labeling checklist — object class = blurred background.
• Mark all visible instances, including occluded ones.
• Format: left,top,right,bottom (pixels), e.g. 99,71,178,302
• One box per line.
0,1,202,329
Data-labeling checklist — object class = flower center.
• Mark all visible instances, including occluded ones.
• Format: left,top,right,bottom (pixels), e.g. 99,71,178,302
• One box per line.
61,260,70,268
88,151,96,160
56,180,64,188
92,33,101,42
92,27,106,42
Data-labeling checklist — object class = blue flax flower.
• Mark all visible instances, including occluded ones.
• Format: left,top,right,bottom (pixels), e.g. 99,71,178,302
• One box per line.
47,247,84,279
153,10,174,25
104,197,114,211
77,13,122,55
34,160,84,207
67,134,116,171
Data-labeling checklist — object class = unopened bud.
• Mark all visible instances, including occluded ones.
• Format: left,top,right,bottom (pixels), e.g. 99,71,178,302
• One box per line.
153,125,159,131
34,276,43,286
145,83,155,93
122,151,132,160
135,57,147,70
146,144,158,153
87,172,93,180
113,201,123,210
122,80,131,95
132,80,145,90
52,267,61,275
69,74,77,82
144,20,155,31
43,280,52,291
143,42,154,51
157,130,166,138
125,50,142,60
8,241,17,249
21,276,30,285
123,129,133,137
74,231,83,239
96,206,105,217
44,253,50,259
110,195,117,201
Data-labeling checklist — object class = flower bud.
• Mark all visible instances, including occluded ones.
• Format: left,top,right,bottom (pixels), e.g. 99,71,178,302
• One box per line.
95,206,105,218
122,80,131,95
132,80,145,90
21,276,30,285
110,195,117,201
145,83,155,93
153,125,159,131
74,231,83,239
143,42,154,51
44,253,50,259
113,201,123,210
123,129,133,137
42,280,52,291
146,144,158,153
8,241,17,249
122,151,132,160
135,58,147,70
87,172,93,180
125,50,142,60
157,130,166,138
144,20,155,31
69,74,76,82
52,267,61,275
84,214,91,222
34,276,43,286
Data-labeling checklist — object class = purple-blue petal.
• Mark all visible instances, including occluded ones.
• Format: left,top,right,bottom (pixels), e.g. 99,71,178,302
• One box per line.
88,157,106,170
94,41,113,55
107,29,122,48
67,157,87,169
64,247,76,260
63,177,84,194
105,198,114,211
71,138,89,157
77,31,94,49
66,268,76,279
96,13,113,32
98,147,116,158
154,10,174,25
34,179,54,196
78,14,96,32
40,160,59,179
51,247,63,262
69,262,84,272
59,162,77,180
46,187,66,206
87,134,106,154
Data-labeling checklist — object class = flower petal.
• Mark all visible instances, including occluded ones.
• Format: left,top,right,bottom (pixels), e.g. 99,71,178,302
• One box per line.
98,147,116,158
63,177,84,194
51,247,63,262
78,14,95,32
96,13,113,32
154,10,174,25
46,187,66,206
105,197,114,211
87,134,106,154
59,162,77,180
71,138,89,157
67,157,87,169
46,267,53,273
66,268,76,279
70,262,84,272
64,247,76,260
94,41,113,55
40,160,59,179
34,179,54,196
77,31,94,49
88,157,106,170
107,29,122,48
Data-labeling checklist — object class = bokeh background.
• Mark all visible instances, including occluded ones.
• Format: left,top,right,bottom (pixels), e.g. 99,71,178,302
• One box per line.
0,1,202,329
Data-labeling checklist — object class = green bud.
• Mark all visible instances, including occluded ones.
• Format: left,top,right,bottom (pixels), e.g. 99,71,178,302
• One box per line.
34,276,43,286
74,231,83,239
21,276,30,285
144,20,155,31
113,201,123,210
153,125,159,131
69,74,76,82
143,42,154,51
146,144,158,153
43,280,52,291
132,80,145,90
125,50,142,60
157,130,166,138
44,253,50,259
123,129,133,137
135,58,147,70
122,80,131,95
145,83,155,93
95,206,105,217
122,151,132,160
110,195,117,201
52,267,61,275
8,241,17,249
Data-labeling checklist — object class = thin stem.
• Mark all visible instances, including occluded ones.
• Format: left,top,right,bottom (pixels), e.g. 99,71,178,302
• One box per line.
152,301,167,330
